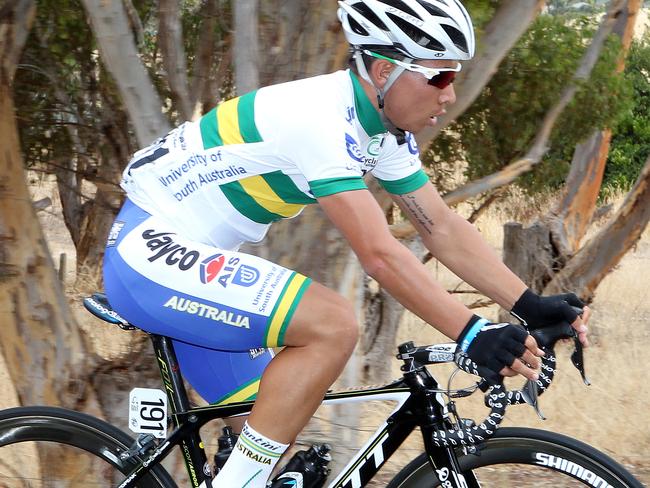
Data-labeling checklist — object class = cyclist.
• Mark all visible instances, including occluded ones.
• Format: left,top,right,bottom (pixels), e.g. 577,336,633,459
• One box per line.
103,0,590,486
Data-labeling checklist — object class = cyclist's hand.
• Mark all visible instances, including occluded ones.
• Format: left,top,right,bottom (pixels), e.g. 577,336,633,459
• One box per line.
511,289,590,347
457,315,544,384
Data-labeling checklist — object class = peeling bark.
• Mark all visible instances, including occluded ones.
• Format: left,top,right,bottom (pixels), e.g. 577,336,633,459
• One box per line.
550,0,641,253
545,156,650,300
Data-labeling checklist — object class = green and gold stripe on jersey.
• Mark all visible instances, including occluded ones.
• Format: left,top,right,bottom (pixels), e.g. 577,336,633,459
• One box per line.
199,92,319,224
200,91,263,148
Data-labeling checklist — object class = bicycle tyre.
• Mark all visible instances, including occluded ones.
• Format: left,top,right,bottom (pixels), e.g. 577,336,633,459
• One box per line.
387,427,642,488
0,406,177,487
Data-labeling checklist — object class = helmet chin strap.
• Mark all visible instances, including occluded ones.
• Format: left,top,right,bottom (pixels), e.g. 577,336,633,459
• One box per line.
353,49,409,139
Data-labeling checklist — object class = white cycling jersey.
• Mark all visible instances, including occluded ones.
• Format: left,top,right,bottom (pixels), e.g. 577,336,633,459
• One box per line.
122,69,428,250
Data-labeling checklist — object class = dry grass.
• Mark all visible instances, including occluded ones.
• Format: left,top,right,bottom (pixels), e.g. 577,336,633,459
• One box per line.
373,194,650,481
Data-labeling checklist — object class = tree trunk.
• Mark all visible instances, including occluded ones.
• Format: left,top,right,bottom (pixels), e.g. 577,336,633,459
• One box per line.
75,185,121,289
544,156,650,300
0,0,35,82
0,6,111,482
190,0,218,118
0,8,89,408
159,0,193,121
233,0,260,94
415,0,546,147
260,0,345,84
502,221,556,294
550,131,612,256
81,0,171,146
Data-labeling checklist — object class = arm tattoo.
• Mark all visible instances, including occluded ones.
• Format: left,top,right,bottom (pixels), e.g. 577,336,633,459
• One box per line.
399,194,435,235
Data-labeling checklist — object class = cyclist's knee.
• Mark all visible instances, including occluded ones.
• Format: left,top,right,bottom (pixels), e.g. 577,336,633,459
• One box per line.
285,287,358,353
306,295,357,348
321,298,358,352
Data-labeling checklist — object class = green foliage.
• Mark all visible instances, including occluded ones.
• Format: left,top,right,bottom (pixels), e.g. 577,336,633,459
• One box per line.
15,0,233,181
604,39,650,195
14,0,102,171
425,13,634,195
462,0,499,34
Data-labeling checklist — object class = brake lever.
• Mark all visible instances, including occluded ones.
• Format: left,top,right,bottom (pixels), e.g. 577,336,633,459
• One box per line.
571,336,591,386
528,306,590,386
521,379,546,420
568,306,590,386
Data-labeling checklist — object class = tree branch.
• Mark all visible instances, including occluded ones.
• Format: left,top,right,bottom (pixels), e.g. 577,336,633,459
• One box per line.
81,0,170,146
549,0,640,254
544,154,650,299
391,0,626,240
233,0,259,93
0,0,35,84
415,0,545,147
190,0,218,118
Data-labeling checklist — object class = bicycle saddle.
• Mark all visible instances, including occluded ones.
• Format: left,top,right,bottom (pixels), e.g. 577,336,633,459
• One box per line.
83,293,135,330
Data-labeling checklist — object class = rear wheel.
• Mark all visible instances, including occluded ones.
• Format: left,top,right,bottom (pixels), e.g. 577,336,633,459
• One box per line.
0,406,176,487
387,427,642,487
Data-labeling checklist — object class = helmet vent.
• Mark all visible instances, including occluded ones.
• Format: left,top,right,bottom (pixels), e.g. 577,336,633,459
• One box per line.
386,13,445,52
441,24,468,53
348,16,370,36
417,1,452,19
377,0,422,20
352,3,389,31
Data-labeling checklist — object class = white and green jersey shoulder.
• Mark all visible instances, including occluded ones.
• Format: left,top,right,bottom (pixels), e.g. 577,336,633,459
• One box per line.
121,69,428,249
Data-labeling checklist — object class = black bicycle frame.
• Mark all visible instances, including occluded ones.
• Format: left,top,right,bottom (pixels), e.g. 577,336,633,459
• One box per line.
118,335,479,488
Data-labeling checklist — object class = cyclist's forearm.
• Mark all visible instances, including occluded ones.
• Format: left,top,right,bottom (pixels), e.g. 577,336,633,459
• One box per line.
422,212,527,310
361,239,473,339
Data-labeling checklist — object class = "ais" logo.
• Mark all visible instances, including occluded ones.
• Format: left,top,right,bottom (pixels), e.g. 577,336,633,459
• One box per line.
200,254,260,287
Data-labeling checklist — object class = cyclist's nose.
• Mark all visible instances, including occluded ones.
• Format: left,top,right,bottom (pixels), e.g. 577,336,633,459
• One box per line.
438,83,456,106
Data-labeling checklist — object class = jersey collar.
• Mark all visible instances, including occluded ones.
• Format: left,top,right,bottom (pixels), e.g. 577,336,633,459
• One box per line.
349,70,386,137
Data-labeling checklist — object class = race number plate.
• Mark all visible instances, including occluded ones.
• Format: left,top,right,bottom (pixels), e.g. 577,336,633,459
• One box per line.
128,388,168,439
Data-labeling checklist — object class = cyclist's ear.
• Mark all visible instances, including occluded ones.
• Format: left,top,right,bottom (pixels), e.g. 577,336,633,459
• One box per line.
369,58,394,87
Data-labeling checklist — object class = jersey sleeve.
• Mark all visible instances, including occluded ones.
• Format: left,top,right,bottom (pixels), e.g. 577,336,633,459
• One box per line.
372,132,429,195
285,122,370,198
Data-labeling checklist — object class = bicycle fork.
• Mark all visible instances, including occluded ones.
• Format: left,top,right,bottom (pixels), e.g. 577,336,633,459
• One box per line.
399,350,480,488
421,424,480,488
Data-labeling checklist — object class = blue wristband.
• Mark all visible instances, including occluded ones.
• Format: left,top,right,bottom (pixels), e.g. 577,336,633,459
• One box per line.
459,317,489,353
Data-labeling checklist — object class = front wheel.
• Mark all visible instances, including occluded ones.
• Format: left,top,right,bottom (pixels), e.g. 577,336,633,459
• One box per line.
0,406,176,487
387,427,642,488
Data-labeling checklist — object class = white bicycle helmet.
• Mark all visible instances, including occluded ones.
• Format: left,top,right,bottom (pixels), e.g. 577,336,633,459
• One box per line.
338,0,475,61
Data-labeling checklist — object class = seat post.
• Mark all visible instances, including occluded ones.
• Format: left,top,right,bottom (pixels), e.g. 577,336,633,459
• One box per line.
150,334,211,483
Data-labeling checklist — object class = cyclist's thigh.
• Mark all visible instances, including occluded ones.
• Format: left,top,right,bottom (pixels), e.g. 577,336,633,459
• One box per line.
174,341,274,404
103,200,312,351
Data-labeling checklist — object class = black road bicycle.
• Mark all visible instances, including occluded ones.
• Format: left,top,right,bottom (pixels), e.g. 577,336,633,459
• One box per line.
0,293,642,487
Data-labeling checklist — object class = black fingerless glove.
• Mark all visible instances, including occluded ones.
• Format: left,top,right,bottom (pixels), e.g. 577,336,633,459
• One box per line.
511,289,584,330
457,314,528,380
